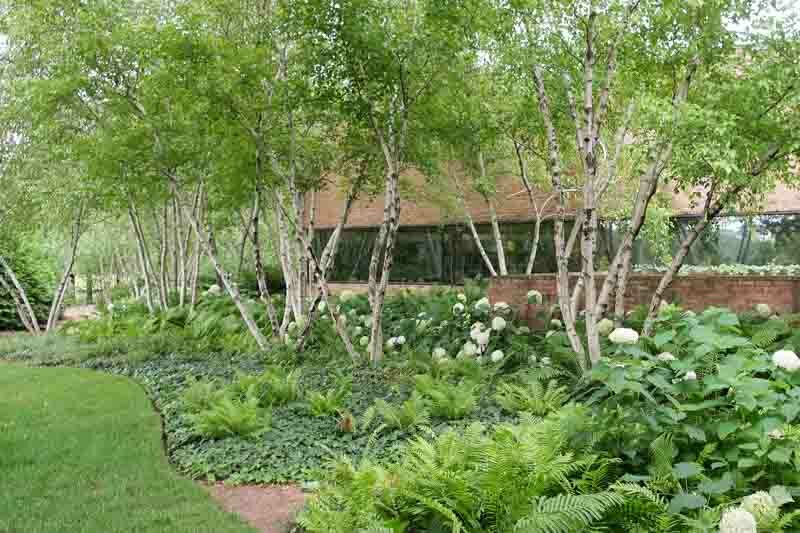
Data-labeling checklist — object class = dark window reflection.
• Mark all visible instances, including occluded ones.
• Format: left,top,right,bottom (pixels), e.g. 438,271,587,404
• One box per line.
314,214,800,283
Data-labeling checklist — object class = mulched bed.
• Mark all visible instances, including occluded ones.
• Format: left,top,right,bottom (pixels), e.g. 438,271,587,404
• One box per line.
205,483,306,533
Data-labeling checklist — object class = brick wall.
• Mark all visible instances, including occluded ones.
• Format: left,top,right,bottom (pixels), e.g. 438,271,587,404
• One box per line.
312,170,800,230
329,282,458,295
489,273,800,326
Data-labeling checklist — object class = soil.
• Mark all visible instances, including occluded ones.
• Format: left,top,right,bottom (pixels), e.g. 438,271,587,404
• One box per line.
204,483,306,533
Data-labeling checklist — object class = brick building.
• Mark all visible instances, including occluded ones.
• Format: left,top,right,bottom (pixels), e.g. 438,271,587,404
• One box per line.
311,170,800,284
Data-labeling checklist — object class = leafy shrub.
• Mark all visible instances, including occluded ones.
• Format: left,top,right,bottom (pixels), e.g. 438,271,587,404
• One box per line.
188,394,268,439
0,236,52,331
414,374,479,420
635,263,800,277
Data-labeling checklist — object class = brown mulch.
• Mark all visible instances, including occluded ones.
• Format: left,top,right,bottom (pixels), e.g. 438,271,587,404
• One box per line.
205,483,306,533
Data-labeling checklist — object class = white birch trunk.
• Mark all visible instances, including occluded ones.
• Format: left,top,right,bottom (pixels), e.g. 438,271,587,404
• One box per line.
450,163,497,276
128,199,155,313
158,201,169,311
533,66,586,363
46,207,84,331
0,271,35,333
367,169,401,363
172,178,268,350
251,183,281,334
479,151,507,276
0,254,40,332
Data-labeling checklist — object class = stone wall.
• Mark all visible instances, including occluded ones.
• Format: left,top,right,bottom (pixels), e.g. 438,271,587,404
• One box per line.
489,273,800,325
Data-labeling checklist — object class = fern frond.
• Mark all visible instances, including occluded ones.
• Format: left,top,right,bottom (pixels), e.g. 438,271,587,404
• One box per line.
514,493,624,533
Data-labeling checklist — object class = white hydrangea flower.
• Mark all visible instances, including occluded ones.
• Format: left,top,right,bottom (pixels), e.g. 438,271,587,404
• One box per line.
527,289,543,305
463,342,478,357
206,284,222,296
657,352,676,362
396,336,406,346
453,302,465,314
684,370,698,381
516,326,531,335
741,491,779,526
386,337,397,350
475,330,491,349
755,303,772,318
433,347,447,360
457,292,467,302
493,302,511,314
608,328,639,345
769,428,785,440
772,350,800,372
354,326,363,336
359,336,369,347
474,297,491,312
597,318,614,336
318,301,327,312
719,508,757,533
490,350,504,363
471,321,486,332
550,318,563,329
107,303,115,313
491,316,507,332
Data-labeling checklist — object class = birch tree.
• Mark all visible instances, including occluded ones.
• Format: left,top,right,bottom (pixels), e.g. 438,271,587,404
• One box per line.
295,0,474,362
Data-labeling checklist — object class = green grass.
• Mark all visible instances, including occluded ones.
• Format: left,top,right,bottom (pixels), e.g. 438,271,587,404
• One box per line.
0,364,255,533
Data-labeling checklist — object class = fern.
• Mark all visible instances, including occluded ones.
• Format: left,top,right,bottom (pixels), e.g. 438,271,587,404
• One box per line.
414,375,480,420
307,381,352,417
372,392,430,431
513,493,624,533
182,377,225,414
494,377,569,416
188,394,268,439
751,318,789,348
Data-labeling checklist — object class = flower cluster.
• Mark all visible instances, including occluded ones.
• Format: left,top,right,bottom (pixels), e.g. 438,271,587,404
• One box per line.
205,284,222,297
474,297,491,313
608,328,639,345
526,289,543,305
597,318,614,336
772,349,800,372
755,303,772,318
719,508,757,533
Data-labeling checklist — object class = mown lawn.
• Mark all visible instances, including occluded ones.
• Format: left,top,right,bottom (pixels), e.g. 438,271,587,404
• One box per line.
0,364,255,533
